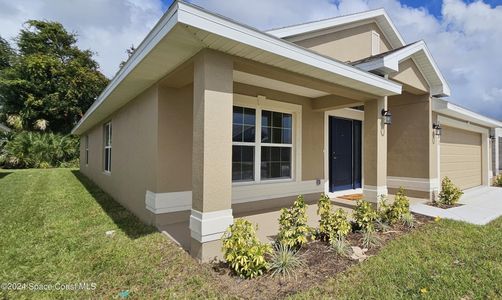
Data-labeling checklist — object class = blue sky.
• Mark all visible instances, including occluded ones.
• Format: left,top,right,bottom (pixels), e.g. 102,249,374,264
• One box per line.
1,0,501,119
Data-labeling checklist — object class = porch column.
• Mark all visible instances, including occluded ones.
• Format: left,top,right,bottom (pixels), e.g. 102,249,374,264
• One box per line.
363,97,388,204
189,50,234,261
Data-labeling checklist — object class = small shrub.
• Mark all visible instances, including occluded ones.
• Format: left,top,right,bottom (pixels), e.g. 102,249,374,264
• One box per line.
361,230,381,249
317,193,332,241
437,177,463,206
0,131,79,168
353,200,378,232
317,194,352,241
277,195,311,248
493,174,502,187
222,219,272,279
269,243,305,278
386,188,410,224
401,213,415,228
330,237,351,257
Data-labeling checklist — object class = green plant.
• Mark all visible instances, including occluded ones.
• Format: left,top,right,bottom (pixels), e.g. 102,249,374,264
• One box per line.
401,213,415,228
330,237,352,257
437,177,463,206
269,243,305,278
353,200,378,232
361,230,381,249
222,219,272,279
277,195,311,248
375,220,391,232
385,188,410,224
317,194,351,241
493,174,502,187
0,131,79,168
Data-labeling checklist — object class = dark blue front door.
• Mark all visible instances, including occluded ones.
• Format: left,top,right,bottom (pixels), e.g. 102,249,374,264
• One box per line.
329,117,362,192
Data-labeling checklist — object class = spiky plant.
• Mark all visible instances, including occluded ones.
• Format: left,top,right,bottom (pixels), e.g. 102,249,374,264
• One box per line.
361,231,382,249
269,243,305,278
401,213,415,228
375,220,391,232
330,237,352,257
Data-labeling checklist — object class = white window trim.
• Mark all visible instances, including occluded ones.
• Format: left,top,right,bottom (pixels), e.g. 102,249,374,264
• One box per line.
233,94,302,186
103,121,112,174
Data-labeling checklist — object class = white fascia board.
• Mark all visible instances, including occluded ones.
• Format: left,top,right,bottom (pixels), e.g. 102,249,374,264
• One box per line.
267,8,405,48
432,98,502,128
72,1,401,135
177,2,401,95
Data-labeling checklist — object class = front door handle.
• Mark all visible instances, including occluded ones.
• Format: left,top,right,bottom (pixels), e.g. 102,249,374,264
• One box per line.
332,153,337,160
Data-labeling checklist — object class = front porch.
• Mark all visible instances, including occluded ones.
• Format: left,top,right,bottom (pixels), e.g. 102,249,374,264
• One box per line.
155,49,398,261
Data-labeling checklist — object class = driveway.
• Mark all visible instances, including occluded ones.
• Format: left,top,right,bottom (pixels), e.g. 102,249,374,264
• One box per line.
411,186,502,225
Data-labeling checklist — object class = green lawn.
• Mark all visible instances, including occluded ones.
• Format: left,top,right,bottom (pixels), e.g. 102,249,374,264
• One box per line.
293,216,502,299
0,168,221,299
1,168,502,299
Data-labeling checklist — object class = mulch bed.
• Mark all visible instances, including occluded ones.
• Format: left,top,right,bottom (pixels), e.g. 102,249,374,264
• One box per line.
209,214,433,299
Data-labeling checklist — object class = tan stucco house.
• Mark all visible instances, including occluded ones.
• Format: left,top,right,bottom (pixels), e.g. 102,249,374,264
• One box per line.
72,1,502,260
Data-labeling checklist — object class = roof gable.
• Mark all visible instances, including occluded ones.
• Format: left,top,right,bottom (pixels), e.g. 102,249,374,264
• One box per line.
267,8,405,49
353,41,451,96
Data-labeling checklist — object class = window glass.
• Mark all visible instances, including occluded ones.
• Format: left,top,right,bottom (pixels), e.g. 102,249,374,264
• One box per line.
232,145,254,181
261,146,291,179
232,106,255,143
261,110,292,144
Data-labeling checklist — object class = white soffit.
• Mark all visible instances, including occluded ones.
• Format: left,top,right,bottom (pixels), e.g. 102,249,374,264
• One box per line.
72,1,401,135
432,98,502,128
233,70,329,98
355,41,451,97
267,8,405,49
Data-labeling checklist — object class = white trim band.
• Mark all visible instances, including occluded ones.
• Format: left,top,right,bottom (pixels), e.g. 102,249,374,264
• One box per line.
387,176,439,192
363,185,388,201
145,180,324,214
189,209,233,243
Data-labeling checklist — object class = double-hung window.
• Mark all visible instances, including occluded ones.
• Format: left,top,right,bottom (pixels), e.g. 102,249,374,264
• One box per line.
103,122,112,173
232,98,296,183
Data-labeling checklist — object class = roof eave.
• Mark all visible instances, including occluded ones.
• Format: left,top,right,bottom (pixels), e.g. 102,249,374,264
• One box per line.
432,98,502,128
72,1,402,135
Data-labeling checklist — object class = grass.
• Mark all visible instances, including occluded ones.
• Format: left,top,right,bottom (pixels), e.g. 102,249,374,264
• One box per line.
0,168,221,299
1,168,502,299
293,218,502,299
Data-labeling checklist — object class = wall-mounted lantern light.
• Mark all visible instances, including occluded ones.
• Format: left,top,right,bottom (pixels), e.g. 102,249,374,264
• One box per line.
490,135,496,141
433,122,442,137
381,109,392,125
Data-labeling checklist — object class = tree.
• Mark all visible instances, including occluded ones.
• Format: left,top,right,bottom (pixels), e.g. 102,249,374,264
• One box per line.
0,20,109,134
118,45,136,70
0,36,14,70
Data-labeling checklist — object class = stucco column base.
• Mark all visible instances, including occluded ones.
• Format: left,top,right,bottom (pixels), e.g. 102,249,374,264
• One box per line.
190,238,223,262
363,97,388,205
191,50,233,260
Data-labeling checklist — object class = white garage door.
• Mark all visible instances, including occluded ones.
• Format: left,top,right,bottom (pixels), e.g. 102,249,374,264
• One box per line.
440,126,482,190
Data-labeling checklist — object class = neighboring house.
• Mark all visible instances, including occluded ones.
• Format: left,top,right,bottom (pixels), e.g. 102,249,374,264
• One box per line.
72,1,502,261
0,123,10,133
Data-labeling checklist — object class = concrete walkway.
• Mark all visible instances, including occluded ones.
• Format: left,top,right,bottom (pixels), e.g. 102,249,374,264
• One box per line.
411,186,502,225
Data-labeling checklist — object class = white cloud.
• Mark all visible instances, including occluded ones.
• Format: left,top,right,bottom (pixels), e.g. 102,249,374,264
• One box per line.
0,0,500,120
0,0,163,79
